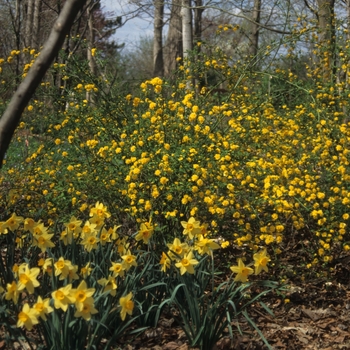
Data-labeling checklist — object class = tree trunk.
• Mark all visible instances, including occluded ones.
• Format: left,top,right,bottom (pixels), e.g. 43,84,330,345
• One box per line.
87,0,97,102
31,0,41,49
153,0,164,77
0,0,88,167
247,0,261,63
165,0,182,76
87,1,97,76
25,0,34,47
181,0,192,60
317,0,336,83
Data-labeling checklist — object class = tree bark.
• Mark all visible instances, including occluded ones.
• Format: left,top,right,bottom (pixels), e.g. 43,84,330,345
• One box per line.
181,0,192,60
153,0,164,77
193,0,202,46
0,0,87,168
164,0,182,76
25,0,34,47
316,0,335,83
247,0,261,62
31,0,41,49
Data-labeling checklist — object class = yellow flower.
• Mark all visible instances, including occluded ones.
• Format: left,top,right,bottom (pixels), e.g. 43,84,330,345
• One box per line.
54,257,71,279
181,217,201,239
167,238,188,259
195,235,220,255
23,218,36,233
17,264,40,294
73,280,95,311
109,261,125,277
64,216,82,239
80,262,92,279
52,284,76,311
90,201,111,219
119,292,134,321
221,241,230,248
99,228,112,245
33,296,53,321
121,251,138,271
98,275,118,296
230,259,254,283
89,214,105,230
5,281,20,304
74,299,98,321
160,252,171,272
42,258,53,276
0,221,8,234
81,232,100,252
32,231,55,252
5,213,23,231
253,249,271,275
135,222,154,244
175,251,199,275
17,303,39,331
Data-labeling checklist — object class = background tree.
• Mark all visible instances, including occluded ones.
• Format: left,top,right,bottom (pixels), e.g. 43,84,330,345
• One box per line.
153,0,164,76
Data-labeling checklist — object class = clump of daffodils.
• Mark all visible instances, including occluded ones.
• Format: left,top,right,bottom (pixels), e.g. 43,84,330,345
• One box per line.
0,202,135,332
0,204,271,337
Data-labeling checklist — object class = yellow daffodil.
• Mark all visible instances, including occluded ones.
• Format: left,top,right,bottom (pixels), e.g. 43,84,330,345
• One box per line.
32,231,55,252
195,235,220,255
98,275,118,296
89,214,105,230
119,292,134,321
5,281,20,304
253,249,271,275
80,262,92,278
135,222,154,244
17,303,39,331
89,201,111,219
54,257,73,280
230,258,254,283
0,221,8,234
33,296,53,321
17,264,40,294
74,299,98,321
160,252,171,272
52,284,76,311
73,280,95,311
167,237,188,259
99,227,112,245
81,232,100,252
121,251,137,271
181,217,201,239
109,261,125,277
5,213,23,231
175,251,199,275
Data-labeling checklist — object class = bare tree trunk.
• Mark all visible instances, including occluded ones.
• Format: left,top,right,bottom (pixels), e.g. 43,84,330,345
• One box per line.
87,1,97,76
86,0,97,102
31,0,41,49
247,0,261,63
153,0,164,77
0,0,88,167
25,0,34,47
181,0,192,60
193,0,202,46
164,0,182,76
317,0,336,83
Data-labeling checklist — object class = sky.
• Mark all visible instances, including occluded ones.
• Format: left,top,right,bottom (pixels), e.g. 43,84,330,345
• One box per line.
101,0,154,51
